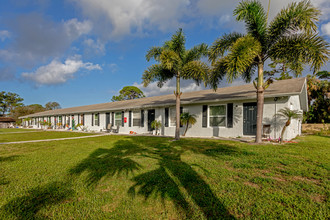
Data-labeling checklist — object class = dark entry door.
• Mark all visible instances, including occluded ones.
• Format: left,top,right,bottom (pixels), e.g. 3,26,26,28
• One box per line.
147,109,155,131
105,113,110,127
243,103,257,135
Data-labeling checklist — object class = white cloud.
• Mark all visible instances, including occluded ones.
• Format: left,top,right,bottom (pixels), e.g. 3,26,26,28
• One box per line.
64,18,92,39
70,0,190,39
0,30,10,41
83,38,106,55
22,55,101,85
133,79,204,97
1,14,92,67
321,22,330,36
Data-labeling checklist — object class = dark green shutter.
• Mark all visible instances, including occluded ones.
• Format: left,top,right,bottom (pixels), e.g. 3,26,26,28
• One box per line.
129,111,132,127
92,114,94,126
165,108,169,127
180,107,183,127
111,112,114,125
121,111,124,127
82,114,85,125
97,113,100,126
141,110,144,127
202,105,208,127
227,103,233,128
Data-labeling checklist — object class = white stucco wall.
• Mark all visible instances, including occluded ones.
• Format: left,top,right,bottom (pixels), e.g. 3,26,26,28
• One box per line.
28,95,303,140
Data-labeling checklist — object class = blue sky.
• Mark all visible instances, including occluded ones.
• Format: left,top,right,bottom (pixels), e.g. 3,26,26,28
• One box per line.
0,0,329,108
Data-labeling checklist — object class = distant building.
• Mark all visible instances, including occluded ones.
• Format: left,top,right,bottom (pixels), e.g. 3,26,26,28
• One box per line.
20,78,308,141
0,117,16,128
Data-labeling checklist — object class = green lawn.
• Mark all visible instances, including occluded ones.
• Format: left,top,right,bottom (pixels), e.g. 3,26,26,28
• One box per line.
0,134,329,219
0,131,95,143
0,128,37,133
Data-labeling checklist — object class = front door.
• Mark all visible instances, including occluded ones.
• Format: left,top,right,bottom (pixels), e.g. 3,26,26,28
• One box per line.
243,103,257,135
106,113,110,127
147,109,155,131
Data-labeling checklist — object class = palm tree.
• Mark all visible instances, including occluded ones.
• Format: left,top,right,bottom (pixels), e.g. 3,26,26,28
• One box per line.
208,0,329,143
276,107,302,143
142,28,209,140
180,112,197,136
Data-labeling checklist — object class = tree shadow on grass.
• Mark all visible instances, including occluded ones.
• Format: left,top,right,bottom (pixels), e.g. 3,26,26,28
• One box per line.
70,136,240,219
128,142,235,219
1,181,75,220
69,140,143,187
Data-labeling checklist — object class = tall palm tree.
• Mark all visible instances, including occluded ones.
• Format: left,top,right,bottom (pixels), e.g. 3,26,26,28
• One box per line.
180,112,197,136
142,28,209,140
276,107,302,143
208,0,329,143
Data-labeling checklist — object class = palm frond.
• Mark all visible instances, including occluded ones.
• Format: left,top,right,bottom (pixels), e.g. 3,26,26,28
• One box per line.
167,28,186,60
208,58,228,90
160,50,181,71
181,61,209,85
241,63,257,83
146,46,163,62
142,64,175,87
184,43,208,63
208,32,244,63
234,0,267,46
268,33,329,74
224,35,261,82
268,0,320,46
276,107,302,119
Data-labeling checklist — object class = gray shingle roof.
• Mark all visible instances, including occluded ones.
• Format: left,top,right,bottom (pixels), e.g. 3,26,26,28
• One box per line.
20,77,306,118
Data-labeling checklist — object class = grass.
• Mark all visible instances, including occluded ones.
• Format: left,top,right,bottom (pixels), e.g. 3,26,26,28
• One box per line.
0,131,95,143
0,128,38,133
0,133,329,219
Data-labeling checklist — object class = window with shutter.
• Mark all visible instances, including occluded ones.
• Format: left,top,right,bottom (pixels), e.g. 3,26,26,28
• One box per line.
133,111,141,126
209,105,226,127
114,112,122,126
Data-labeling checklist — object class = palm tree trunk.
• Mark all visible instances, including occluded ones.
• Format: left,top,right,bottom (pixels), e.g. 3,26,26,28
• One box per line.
256,61,264,143
183,122,189,136
280,123,288,143
175,74,181,140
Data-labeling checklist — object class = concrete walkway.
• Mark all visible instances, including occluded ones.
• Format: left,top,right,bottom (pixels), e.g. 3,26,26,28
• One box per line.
0,133,109,145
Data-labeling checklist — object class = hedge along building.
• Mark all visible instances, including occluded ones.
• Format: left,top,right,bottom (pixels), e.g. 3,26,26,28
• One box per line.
20,77,308,140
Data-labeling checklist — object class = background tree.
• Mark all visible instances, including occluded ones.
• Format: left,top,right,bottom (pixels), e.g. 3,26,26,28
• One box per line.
111,86,145,102
304,73,329,123
142,28,209,140
208,0,329,143
45,102,61,110
276,107,302,143
180,112,197,136
10,104,46,121
0,91,24,116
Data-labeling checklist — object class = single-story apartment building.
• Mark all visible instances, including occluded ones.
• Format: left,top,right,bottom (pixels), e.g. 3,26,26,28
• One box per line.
0,117,16,128
20,77,308,140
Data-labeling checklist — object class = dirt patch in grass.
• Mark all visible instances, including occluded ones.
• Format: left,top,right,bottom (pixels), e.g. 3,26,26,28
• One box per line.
102,203,118,213
271,176,287,182
291,176,321,184
244,182,260,189
310,194,326,203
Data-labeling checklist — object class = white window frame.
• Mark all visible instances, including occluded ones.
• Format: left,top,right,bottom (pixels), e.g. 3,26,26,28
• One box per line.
115,112,122,126
208,104,227,127
132,110,141,127
169,107,176,127
94,113,99,126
